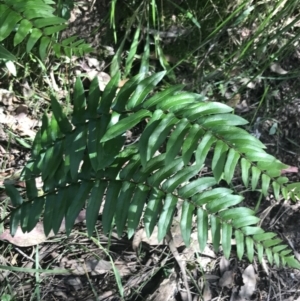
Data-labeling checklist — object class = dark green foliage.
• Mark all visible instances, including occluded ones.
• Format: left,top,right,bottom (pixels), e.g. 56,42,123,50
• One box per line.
5,71,300,269
0,0,92,60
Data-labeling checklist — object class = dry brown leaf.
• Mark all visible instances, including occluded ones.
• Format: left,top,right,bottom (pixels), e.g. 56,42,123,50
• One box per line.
226,94,241,108
202,281,212,301
235,100,250,113
270,63,288,75
230,287,243,301
65,276,83,290
86,57,102,69
239,265,257,300
132,227,162,252
133,220,194,252
0,103,39,140
97,71,111,91
281,166,298,174
219,270,234,288
0,222,50,246
0,209,87,247
118,78,129,88
15,104,28,115
0,88,18,108
34,251,129,280
220,256,230,275
61,257,112,275
240,77,257,89
148,277,177,301
0,110,15,125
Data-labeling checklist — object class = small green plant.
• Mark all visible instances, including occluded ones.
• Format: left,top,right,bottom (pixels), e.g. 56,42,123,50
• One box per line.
4,70,300,269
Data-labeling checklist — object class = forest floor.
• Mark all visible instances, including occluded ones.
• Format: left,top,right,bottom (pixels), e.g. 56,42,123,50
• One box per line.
1,0,300,300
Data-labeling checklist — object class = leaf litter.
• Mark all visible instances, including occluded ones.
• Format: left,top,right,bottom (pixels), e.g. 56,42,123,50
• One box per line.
1,2,300,301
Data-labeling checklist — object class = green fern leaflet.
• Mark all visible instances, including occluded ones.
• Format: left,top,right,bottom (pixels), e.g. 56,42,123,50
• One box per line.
0,0,92,59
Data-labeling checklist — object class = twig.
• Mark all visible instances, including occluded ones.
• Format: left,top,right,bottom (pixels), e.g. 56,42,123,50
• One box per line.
14,247,35,263
165,230,192,301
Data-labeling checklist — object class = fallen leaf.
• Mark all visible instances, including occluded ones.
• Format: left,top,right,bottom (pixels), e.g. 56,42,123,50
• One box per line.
61,257,112,275
0,222,50,246
118,78,129,88
220,256,230,275
235,100,250,113
281,166,298,174
230,287,243,301
219,270,234,288
270,63,288,75
132,227,162,252
0,88,18,108
240,77,258,89
87,57,102,69
148,277,177,301
65,276,83,290
239,265,256,300
226,94,241,108
97,71,111,91
202,281,212,301
0,209,87,247
15,104,28,116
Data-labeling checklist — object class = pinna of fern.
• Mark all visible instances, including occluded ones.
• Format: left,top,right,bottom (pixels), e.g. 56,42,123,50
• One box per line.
0,0,92,60
4,70,300,269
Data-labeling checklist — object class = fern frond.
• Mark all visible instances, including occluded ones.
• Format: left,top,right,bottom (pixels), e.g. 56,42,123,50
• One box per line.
0,0,92,59
5,71,300,269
